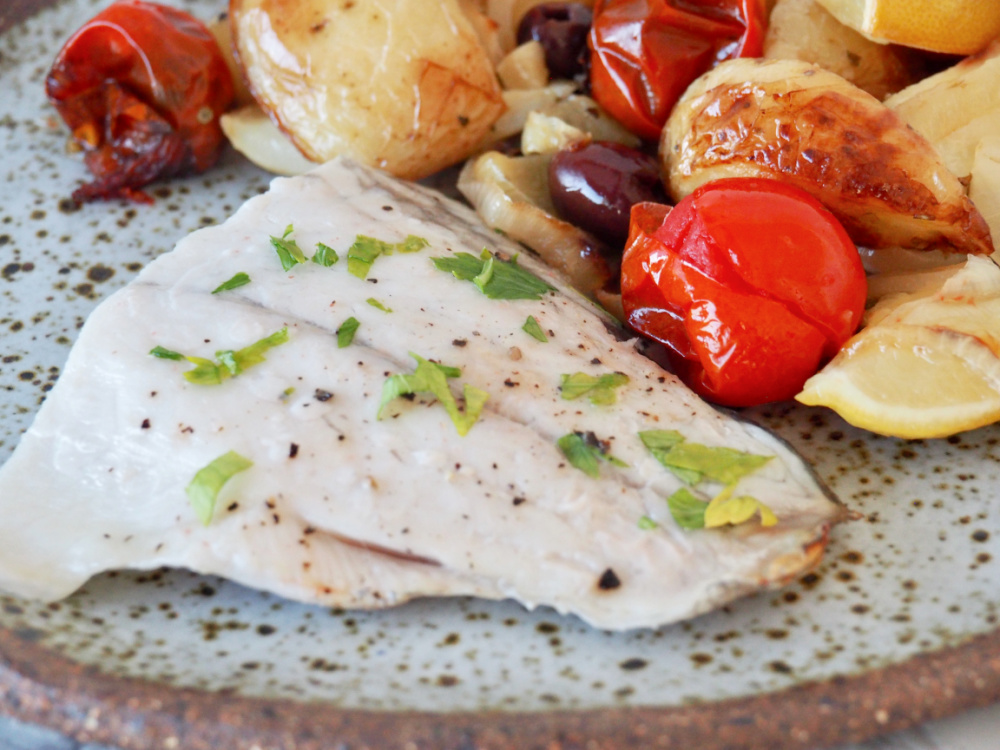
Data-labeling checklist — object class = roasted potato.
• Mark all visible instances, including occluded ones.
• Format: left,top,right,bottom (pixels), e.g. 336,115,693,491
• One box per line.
230,0,505,180
764,0,925,100
662,58,994,255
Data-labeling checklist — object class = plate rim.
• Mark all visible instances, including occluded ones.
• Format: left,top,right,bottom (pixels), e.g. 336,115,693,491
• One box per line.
3,624,1000,749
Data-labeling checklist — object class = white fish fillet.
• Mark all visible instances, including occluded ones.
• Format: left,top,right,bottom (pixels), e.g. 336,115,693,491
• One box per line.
0,159,845,630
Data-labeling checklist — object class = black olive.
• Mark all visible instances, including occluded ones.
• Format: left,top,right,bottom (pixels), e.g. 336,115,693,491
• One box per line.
548,141,668,246
516,3,593,81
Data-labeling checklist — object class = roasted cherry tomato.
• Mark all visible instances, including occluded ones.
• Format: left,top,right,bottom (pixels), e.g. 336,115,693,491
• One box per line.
621,178,866,407
588,0,766,141
46,0,234,203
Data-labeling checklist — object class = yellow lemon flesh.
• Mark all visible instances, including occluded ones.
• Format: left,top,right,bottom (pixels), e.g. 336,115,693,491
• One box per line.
797,256,1000,439
814,0,1000,55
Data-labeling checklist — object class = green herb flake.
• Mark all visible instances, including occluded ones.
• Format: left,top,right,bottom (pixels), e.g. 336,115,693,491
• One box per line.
658,442,772,486
522,315,547,342
270,224,307,271
153,329,289,385
638,515,658,530
643,430,778,530
432,249,555,300
667,487,707,530
186,450,253,526
366,298,392,313
560,372,630,405
557,431,628,478
398,235,429,253
378,353,488,436
347,236,389,279
639,430,771,486
704,490,778,529
346,234,428,279
337,316,360,348
211,272,251,294
312,242,339,267
149,346,184,361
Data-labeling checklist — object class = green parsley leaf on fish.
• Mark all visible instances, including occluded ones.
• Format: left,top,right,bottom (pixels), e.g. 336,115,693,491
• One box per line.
558,431,628,478
186,451,253,526
379,353,488,436
151,328,289,385
337,316,360,348
522,315,547,342
432,249,554,300
312,243,339,267
347,234,428,279
270,224,307,271
560,372,629,405
211,272,251,294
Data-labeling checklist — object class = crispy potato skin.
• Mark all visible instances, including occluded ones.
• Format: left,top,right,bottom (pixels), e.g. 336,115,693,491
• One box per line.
231,0,505,180
764,0,926,100
663,59,994,254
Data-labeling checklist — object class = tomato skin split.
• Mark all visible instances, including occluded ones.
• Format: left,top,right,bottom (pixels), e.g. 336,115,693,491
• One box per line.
46,0,234,203
588,0,767,141
621,178,867,407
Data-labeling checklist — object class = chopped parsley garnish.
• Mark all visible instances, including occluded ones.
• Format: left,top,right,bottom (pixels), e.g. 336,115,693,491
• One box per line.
559,372,629,405
337,316,360,348
638,515,658,530
640,430,777,529
522,315,547,342
149,346,183,361
347,234,428,279
432,249,554,300
667,488,709,530
186,450,253,526
270,224,307,271
312,242,339,267
705,490,778,529
366,297,392,313
557,431,628,478
211,272,251,294
151,328,289,385
640,430,772,485
378,353,488,436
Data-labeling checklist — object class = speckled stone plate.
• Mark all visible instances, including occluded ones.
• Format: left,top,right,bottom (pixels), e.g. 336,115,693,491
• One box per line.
2,2,1000,749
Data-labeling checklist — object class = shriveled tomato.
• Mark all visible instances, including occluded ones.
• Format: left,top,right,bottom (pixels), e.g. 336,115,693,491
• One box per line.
588,0,766,141
46,0,234,203
621,178,866,407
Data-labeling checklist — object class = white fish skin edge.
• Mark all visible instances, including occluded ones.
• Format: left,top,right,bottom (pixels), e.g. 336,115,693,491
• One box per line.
0,159,846,630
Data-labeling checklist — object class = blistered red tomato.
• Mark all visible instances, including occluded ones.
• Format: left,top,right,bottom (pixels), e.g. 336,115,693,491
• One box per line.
588,0,766,141
621,178,867,407
46,0,234,203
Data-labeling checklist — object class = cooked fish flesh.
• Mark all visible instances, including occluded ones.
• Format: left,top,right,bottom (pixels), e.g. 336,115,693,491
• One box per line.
0,159,844,630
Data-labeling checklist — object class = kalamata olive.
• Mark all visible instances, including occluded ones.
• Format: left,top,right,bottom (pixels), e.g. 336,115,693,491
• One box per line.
516,3,592,81
548,141,668,246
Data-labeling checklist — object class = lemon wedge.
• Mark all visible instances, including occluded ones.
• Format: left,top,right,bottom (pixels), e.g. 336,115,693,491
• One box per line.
814,0,1000,55
797,255,1000,438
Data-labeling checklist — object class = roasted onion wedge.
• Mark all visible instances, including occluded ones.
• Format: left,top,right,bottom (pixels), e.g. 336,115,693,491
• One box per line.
662,58,994,254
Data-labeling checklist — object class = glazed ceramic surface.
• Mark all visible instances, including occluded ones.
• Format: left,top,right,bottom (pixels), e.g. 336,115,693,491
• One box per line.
1,0,1000,746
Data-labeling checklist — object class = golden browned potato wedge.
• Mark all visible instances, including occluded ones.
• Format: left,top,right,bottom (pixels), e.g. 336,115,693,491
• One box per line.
764,0,925,100
662,58,994,254
230,0,505,180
